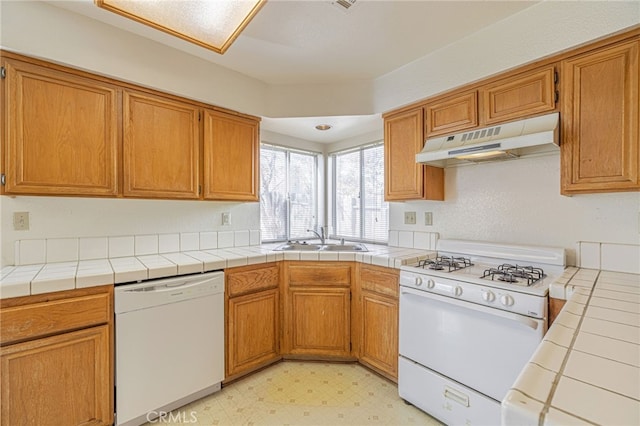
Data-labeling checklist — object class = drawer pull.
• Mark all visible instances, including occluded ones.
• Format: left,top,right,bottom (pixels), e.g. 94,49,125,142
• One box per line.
444,386,469,407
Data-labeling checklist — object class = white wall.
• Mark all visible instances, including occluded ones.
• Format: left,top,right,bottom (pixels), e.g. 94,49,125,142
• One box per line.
389,154,640,264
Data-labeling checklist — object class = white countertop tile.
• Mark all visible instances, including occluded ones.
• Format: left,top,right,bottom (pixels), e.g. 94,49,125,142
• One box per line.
551,376,640,426
182,251,227,271
543,408,592,426
76,259,114,288
585,305,640,326
573,332,640,367
160,252,204,275
542,323,575,348
563,350,640,399
109,257,148,283
580,316,640,344
511,362,557,402
529,341,568,373
501,389,545,426
136,254,178,279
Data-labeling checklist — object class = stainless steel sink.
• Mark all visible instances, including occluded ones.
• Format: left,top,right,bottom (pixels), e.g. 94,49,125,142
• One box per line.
274,242,368,252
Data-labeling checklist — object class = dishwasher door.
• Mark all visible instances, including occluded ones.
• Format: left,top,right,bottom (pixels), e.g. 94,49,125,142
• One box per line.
115,271,224,426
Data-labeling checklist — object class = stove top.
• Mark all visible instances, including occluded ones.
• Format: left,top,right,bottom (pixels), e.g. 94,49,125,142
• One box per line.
401,239,566,298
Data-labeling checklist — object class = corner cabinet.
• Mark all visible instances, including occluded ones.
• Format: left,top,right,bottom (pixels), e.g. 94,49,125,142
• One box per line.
0,286,113,426
225,263,280,382
357,264,399,382
561,39,640,194
2,58,119,196
122,90,200,199
282,262,354,358
203,109,260,201
383,107,444,201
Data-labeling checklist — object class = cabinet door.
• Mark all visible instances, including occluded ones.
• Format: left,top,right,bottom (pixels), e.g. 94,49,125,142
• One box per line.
203,109,259,201
1,325,112,426
481,65,557,125
288,288,351,357
227,289,280,379
3,59,118,196
561,40,639,194
360,292,398,381
123,90,200,199
384,107,444,201
425,91,478,137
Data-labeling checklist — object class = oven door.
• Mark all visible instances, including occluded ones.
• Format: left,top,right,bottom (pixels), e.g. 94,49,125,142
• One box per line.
399,285,545,402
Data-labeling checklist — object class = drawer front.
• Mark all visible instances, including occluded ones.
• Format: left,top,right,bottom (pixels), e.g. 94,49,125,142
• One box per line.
0,292,111,345
227,264,280,297
360,265,399,297
287,263,352,287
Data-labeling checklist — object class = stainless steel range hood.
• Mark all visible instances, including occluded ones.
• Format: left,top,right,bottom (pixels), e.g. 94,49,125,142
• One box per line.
416,112,559,167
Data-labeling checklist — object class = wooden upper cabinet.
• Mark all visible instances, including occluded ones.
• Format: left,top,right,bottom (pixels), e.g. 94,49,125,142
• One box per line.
481,65,557,125
2,58,119,196
122,90,200,199
561,39,639,194
425,90,478,137
384,107,444,201
203,109,259,201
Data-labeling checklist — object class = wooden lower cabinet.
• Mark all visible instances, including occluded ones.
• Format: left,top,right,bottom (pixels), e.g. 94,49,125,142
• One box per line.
549,297,566,326
0,286,113,426
225,263,280,381
282,262,354,358
357,264,399,381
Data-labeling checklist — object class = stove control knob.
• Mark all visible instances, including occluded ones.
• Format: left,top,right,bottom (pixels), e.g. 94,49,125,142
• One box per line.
454,286,463,297
500,294,515,307
414,277,423,286
427,279,435,289
482,290,496,303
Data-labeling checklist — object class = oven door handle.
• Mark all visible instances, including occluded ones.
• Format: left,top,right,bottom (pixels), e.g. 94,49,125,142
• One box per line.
400,287,542,331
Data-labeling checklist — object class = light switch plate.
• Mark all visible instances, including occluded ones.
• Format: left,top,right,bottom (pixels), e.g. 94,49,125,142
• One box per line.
13,212,30,230
222,212,231,226
404,211,416,225
425,212,433,226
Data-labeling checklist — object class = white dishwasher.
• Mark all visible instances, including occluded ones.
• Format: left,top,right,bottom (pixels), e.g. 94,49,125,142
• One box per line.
115,271,224,426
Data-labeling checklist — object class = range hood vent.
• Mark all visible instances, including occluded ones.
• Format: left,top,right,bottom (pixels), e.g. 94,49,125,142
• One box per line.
416,112,559,167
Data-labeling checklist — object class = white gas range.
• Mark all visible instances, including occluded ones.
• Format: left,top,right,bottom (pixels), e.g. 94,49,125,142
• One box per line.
398,239,565,426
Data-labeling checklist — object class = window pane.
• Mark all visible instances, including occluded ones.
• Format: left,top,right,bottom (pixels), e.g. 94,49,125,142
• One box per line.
289,152,317,239
335,150,361,239
363,145,388,242
260,148,287,241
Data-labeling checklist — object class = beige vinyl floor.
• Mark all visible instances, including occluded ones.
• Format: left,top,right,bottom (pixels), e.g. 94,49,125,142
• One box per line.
145,361,443,426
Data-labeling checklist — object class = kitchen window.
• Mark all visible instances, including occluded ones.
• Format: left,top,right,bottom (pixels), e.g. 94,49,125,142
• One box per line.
330,143,388,243
260,144,319,241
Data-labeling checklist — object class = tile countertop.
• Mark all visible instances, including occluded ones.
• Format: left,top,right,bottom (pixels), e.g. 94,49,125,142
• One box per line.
0,243,436,299
503,268,640,426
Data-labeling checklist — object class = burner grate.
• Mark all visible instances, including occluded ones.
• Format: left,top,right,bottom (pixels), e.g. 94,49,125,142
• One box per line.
418,256,473,272
481,264,545,286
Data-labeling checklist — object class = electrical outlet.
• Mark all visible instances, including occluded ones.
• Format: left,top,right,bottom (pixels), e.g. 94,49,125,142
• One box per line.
13,212,30,231
425,212,433,226
404,211,416,225
222,212,231,226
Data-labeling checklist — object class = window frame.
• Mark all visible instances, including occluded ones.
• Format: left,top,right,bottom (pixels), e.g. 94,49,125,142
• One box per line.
260,143,321,243
329,141,388,244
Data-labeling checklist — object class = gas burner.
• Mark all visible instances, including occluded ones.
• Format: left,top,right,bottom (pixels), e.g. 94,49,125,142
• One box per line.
481,264,545,286
418,256,473,272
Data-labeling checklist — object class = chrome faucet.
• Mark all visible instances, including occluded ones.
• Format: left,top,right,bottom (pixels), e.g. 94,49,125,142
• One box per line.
306,226,325,244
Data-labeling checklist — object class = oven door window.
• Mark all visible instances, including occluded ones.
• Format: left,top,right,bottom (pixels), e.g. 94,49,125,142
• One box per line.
399,287,545,401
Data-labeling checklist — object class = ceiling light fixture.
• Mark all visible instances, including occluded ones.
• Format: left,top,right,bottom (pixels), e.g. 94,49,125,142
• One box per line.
315,124,332,131
95,0,266,54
